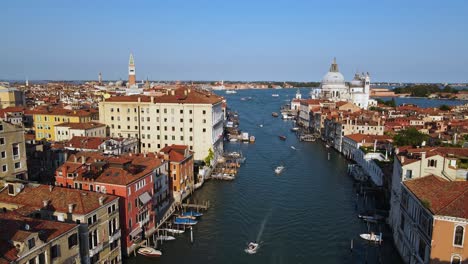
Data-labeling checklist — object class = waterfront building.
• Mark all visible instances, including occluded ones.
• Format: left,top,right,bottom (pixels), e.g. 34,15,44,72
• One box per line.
55,122,106,141
0,121,28,181
0,182,121,264
98,87,224,161
0,82,26,109
160,144,194,202
0,211,81,264
342,134,393,186
30,107,99,141
316,58,376,109
389,147,468,262
393,175,468,264
322,113,385,153
55,152,169,256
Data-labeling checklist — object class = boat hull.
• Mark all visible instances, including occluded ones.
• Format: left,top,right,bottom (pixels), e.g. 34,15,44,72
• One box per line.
138,247,162,257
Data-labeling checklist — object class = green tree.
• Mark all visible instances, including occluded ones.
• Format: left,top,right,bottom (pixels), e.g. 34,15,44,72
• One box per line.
393,127,429,147
439,104,451,111
204,148,214,166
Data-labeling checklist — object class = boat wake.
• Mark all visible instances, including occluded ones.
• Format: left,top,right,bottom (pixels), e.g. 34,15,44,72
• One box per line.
256,210,272,242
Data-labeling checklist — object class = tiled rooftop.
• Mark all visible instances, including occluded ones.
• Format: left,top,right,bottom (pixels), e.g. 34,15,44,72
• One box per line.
404,175,468,219
0,184,118,215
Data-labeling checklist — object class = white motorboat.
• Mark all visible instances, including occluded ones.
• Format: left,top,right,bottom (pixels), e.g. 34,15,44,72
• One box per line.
160,228,184,234
226,90,237,94
291,146,297,150
157,235,176,241
272,94,279,97
138,247,162,257
245,242,259,254
275,166,285,174
229,138,238,142
360,233,383,243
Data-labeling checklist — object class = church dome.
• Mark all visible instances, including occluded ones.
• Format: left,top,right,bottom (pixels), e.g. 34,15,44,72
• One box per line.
322,71,345,85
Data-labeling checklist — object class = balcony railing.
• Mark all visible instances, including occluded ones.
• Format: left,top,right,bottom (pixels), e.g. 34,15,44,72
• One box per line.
138,217,150,228
13,154,19,160
89,243,103,257
109,229,121,243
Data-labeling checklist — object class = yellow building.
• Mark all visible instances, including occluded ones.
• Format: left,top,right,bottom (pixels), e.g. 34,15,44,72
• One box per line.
0,82,25,109
30,107,98,141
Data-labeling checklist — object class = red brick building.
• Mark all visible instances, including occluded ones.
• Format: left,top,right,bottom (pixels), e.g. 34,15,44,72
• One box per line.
55,152,168,255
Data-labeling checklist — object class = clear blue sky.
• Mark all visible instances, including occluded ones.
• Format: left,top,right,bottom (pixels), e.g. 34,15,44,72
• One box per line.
1,0,467,82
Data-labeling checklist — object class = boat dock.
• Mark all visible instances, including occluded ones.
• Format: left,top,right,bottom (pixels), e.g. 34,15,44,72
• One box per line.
208,151,246,181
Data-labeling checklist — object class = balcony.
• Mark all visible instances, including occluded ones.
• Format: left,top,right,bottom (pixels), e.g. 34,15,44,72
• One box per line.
138,216,150,228
109,229,121,243
13,154,20,160
89,243,103,257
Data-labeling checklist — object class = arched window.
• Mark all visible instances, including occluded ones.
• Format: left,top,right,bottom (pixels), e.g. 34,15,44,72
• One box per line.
451,255,461,264
454,225,464,246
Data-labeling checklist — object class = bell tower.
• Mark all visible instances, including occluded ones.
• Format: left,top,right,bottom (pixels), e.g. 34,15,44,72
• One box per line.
128,53,136,87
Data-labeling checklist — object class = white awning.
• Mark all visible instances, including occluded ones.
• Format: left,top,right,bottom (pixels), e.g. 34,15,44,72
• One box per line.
138,192,152,205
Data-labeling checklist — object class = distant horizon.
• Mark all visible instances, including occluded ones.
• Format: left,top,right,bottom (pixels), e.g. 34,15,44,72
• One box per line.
2,79,467,86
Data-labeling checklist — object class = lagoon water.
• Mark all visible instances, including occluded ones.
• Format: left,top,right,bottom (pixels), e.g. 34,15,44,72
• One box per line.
128,89,463,264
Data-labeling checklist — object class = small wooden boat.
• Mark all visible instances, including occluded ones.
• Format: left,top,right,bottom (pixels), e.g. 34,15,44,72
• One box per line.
279,135,287,141
245,242,259,254
138,247,162,257
272,112,279,117
360,233,383,243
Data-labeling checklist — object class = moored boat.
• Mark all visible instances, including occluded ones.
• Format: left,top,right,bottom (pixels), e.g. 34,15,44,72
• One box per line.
272,112,279,117
181,211,203,218
174,217,198,225
157,235,176,241
249,135,256,143
272,94,279,97
291,127,300,132
138,247,162,257
360,232,383,243
160,228,185,234
279,135,287,141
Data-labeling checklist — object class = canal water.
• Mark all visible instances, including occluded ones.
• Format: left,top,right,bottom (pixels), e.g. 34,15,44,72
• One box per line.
128,89,464,264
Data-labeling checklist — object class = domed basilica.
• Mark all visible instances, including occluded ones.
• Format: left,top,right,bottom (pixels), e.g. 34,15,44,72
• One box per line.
312,58,375,109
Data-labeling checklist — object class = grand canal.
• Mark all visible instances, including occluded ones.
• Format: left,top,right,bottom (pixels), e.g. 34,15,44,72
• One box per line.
129,89,465,264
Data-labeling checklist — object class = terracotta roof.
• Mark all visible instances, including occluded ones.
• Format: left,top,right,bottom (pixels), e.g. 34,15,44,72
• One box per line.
29,107,96,117
404,175,468,219
69,153,165,186
0,211,78,263
345,134,392,143
0,184,118,215
160,144,191,162
56,122,105,129
66,136,106,150
105,87,223,105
